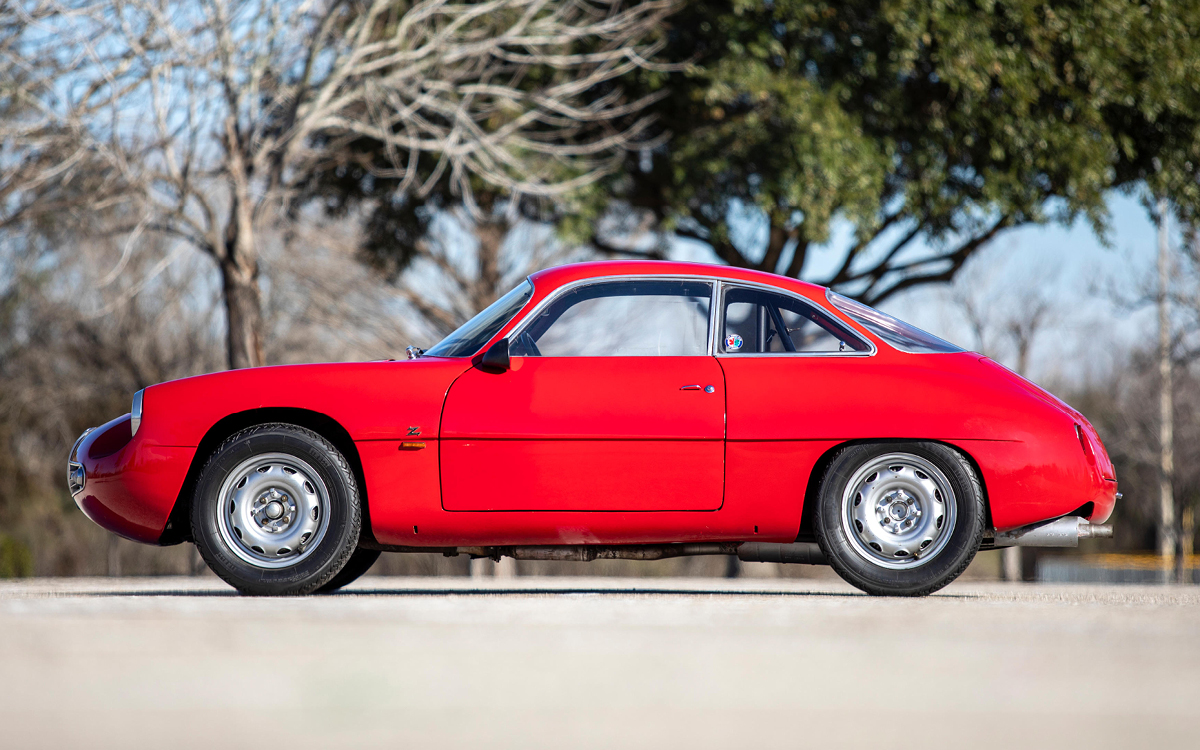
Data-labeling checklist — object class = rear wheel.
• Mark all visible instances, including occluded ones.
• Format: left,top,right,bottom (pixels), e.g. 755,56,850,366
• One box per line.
191,423,361,596
814,442,983,596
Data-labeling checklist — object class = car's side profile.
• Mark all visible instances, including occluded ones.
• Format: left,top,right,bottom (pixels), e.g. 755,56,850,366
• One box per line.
69,261,1117,596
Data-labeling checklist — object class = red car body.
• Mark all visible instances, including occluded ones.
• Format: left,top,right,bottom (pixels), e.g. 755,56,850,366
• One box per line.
72,261,1118,551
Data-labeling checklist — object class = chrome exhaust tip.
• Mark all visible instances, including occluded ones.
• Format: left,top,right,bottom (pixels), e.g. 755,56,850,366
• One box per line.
994,516,1114,548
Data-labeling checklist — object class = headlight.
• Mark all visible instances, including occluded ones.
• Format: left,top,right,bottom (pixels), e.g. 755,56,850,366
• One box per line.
131,389,144,436
67,461,86,495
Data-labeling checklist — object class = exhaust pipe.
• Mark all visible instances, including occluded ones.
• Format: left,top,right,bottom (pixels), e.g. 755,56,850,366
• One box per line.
737,542,826,565
993,516,1114,548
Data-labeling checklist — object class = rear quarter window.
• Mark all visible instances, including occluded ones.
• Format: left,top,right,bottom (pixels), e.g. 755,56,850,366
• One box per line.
826,290,963,354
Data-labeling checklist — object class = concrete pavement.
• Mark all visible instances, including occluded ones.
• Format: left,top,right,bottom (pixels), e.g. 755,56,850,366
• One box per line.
1,576,1197,748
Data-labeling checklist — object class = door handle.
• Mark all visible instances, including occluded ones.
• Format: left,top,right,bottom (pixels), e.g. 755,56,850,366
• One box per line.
680,384,717,393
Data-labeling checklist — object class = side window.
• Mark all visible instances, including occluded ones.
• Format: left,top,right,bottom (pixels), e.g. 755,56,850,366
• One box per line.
721,286,869,354
511,280,712,357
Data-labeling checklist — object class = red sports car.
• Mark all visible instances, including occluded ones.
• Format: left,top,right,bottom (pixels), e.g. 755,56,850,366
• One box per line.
69,261,1116,596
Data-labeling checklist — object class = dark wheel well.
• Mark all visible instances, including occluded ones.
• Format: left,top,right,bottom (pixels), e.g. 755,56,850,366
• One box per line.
796,439,992,542
158,408,372,546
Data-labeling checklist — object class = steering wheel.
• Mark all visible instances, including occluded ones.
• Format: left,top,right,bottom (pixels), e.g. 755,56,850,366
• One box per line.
518,331,542,357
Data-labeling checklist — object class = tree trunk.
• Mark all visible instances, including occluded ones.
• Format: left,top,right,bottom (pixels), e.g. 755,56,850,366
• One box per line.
494,557,517,578
469,557,491,578
471,218,507,313
1182,504,1194,584
219,202,265,370
1001,545,1022,582
761,223,790,274
106,535,121,577
1157,197,1176,580
1015,340,1031,382
220,252,265,370
1177,510,1189,585
219,119,266,371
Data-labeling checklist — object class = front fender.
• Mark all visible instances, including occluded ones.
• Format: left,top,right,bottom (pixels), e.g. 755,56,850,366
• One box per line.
72,414,195,544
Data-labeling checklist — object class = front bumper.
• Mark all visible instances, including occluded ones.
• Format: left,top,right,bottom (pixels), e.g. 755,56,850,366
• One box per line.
69,415,195,544
67,428,92,495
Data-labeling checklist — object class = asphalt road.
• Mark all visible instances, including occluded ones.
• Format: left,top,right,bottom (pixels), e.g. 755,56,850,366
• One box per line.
1,576,1197,749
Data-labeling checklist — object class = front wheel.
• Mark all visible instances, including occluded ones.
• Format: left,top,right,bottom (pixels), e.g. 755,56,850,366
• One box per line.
316,547,381,593
814,442,984,597
191,423,361,596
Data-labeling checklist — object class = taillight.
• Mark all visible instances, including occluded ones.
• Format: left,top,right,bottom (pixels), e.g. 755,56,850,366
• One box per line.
1075,424,1095,465
1076,423,1116,479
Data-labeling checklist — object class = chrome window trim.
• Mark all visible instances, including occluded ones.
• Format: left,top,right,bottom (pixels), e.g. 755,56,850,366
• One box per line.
714,279,876,358
431,278,537,358
69,427,93,463
707,280,722,356
506,274,720,357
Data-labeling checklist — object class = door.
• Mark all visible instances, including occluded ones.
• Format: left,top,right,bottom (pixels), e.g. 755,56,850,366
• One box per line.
440,278,726,511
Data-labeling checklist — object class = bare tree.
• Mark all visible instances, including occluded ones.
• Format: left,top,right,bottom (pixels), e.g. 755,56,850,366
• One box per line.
359,197,588,342
944,251,1059,370
0,204,434,575
1173,226,1200,570
1006,301,1052,382
1,0,676,368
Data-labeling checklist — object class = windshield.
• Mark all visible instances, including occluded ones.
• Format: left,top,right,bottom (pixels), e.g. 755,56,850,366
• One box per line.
826,290,962,354
424,281,534,357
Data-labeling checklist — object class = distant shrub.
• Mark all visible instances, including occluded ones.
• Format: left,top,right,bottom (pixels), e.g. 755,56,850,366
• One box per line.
0,534,33,578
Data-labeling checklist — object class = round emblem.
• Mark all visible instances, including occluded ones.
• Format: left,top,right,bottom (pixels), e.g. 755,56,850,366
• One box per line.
724,333,743,351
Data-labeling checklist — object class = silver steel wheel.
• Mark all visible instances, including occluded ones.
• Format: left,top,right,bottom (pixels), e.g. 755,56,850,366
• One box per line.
840,452,957,570
215,453,331,569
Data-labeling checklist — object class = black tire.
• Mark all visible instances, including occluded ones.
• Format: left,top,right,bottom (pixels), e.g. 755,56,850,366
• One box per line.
316,547,381,593
814,442,984,597
191,423,361,596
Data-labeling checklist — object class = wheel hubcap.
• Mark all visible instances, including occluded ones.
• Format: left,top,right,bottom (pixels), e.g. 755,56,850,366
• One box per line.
216,453,331,569
841,453,957,570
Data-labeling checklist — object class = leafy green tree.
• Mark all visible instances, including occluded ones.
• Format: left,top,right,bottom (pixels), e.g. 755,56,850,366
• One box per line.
594,0,1200,304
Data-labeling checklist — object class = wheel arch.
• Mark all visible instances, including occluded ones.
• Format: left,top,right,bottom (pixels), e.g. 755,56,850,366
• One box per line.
158,407,373,546
796,438,993,542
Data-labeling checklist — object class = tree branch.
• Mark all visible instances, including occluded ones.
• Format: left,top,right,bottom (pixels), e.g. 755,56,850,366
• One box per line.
855,216,1012,306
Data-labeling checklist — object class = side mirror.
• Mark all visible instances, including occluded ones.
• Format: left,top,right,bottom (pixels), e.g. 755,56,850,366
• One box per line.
479,338,510,372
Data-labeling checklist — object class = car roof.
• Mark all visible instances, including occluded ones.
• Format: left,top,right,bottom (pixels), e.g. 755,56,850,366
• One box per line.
526,260,828,299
